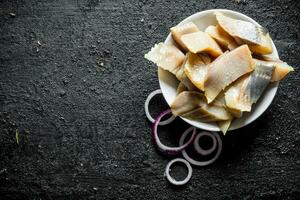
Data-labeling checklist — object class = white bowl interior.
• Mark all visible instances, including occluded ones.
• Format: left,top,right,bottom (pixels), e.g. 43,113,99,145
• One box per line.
158,9,279,132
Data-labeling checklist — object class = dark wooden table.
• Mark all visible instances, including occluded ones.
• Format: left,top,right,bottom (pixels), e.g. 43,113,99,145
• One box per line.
0,0,299,199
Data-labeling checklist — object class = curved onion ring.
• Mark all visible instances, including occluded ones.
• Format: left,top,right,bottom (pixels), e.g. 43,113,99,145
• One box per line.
193,131,217,156
180,130,222,166
145,89,176,125
165,158,192,186
152,109,196,155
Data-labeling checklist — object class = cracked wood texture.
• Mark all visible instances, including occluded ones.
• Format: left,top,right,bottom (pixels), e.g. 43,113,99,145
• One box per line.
0,0,299,199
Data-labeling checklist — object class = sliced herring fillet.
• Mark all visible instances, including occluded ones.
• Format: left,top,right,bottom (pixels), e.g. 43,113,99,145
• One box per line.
204,45,254,103
144,43,185,74
205,25,238,50
181,31,223,57
215,12,273,54
170,22,199,51
171,91,232,122
184,53,210,91
225,60,274,114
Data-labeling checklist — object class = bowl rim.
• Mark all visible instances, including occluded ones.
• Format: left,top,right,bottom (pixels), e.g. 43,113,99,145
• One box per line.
158,9,279,132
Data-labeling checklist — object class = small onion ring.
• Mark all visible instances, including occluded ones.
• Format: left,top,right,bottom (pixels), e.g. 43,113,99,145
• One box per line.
165,158,192,186
152,109,196,155
145,89,176,126
193,131,217,156
180,130,222,166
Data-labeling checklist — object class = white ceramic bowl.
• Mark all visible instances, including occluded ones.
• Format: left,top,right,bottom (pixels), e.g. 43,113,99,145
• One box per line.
158,9,279,131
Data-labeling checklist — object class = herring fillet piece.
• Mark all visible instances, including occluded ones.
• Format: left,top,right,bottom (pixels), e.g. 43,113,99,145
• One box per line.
171,91,232,122
252,58,294,82
217,118,232,135
184,53,210,91
205,25,238,50
225,60,274,114
181,31,223,57
215,12,273,54
204,45,254,103
175,57,198,91
246,60,274,103
225,75,251,115
144,43,185,75
176,82,188,95
170,22,199,52
171,91,206,117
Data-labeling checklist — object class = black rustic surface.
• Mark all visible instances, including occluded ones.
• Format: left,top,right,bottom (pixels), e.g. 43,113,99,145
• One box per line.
0,0,299,199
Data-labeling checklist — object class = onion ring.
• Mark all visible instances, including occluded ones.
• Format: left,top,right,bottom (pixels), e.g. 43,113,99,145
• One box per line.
180,130,222,166
165,158,192,185
145,89,176,125
152,109,196,155
193,131,217,156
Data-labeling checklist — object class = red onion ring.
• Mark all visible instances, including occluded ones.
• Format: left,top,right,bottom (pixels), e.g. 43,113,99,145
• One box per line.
145,89,176,125
193,131,217,156
152,109,196,155
180,130,222,166
165,158,192,185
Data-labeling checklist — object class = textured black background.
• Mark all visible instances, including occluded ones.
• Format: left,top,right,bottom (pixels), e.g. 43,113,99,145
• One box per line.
0,0,299,199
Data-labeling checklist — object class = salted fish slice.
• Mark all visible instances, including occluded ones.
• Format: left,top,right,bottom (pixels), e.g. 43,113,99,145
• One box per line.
144,43,185,75
246,60,274,103
171,91,206,117
204,45,254,103
225,60,274,114
171,91,232,122
217,118,233,135
170,22,199,51
175,57,198,91
205,25,238,50
184,53,211,91
181,31,223,57
176,82,188,95
252,57,294,82
215,12,273,54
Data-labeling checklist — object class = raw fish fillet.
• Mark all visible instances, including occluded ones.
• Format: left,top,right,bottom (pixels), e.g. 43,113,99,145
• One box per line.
204,45,254,103
184,53,210,91
175,58,198,91
253,58,294,82
217,118,232,135
205,25,238,50
215,12,273,54
225,60,274,114
181,31,223,57
171,91,232,122
144,43,185,74
176,82,188,95
170,22,199,51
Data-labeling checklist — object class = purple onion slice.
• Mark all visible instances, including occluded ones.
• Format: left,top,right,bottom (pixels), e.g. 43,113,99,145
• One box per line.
152,109,196,155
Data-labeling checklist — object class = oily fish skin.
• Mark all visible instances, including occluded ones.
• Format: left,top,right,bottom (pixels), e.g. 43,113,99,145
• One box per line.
170,22,199,52
184,52,211,91
225,61,274,116
253,58,294,82
215,12,273,54
181,31,223,57
144,43,185,75
205,25,238,50
171,91,232,122
204,45,255,103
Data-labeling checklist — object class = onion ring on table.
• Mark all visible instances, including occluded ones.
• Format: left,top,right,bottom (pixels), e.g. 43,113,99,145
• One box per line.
145,89,176,125
180,131,222,166
193,131,217,156
152,109,196,155
165,158,192,186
